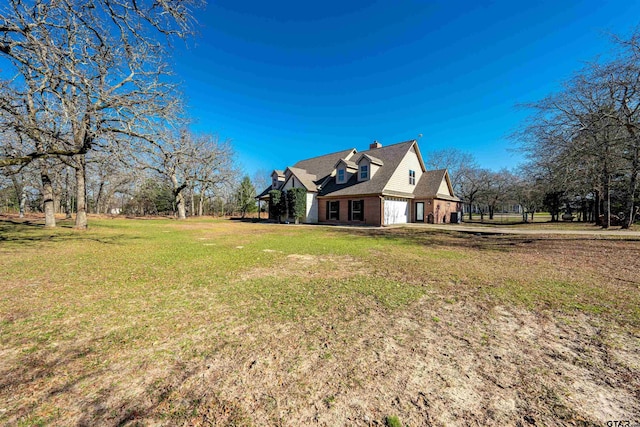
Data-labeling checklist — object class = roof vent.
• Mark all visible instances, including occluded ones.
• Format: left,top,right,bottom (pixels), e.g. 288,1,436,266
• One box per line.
369,140,382,149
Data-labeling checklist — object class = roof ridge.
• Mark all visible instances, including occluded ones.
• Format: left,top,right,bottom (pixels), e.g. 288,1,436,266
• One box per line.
295,147,356,164
359,139,416,154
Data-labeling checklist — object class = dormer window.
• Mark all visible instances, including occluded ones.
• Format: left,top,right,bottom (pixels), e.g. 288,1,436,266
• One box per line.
337,168,345,183
409,170,416,185
360,164,369,180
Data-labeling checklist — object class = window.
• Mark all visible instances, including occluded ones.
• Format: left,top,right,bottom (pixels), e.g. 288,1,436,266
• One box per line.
272,177,278,188
350,200,364,221
409,170,416,185
360,164,369,180
326,201,340,220
416,202,424,222
337,168,345,183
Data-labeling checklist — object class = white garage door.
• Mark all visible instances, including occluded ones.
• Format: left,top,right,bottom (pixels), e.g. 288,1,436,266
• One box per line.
384,198,408,225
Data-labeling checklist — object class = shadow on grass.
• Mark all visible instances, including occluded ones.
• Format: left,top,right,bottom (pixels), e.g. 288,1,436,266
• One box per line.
0,333,245,426
229,217,268,223
331,226,640,253
0,220,139,246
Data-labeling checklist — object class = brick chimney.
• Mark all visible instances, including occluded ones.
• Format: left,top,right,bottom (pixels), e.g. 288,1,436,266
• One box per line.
369,140,382,149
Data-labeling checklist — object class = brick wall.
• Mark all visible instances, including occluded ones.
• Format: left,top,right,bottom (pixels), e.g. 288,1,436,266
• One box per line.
413,198,461,223
318,196,382,226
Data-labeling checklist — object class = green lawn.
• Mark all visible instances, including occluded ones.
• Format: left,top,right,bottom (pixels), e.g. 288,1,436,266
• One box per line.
1,217,638,425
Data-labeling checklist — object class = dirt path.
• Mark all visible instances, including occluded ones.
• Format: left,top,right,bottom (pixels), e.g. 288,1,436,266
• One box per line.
405,223,640,237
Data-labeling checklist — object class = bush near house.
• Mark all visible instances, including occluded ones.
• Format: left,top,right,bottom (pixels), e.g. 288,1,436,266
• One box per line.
287,187,307,224
269,189,287,223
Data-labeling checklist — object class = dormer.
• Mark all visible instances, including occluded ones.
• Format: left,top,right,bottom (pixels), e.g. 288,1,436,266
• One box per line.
271,170,285,189
333,159,358,184
356,154,383,182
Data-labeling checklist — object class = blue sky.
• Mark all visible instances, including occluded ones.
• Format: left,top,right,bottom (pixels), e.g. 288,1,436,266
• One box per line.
173,0,640,178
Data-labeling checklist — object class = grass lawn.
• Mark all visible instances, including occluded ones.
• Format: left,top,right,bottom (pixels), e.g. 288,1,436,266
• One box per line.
0,216,639,426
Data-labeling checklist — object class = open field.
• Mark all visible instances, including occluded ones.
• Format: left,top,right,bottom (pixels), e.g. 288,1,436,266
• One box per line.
1,216,639,426
462,212,553,224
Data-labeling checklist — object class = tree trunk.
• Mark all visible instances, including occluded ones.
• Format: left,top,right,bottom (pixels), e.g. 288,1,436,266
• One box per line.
190,188,195,217
622,142,639,229
603,173,611,229
176,193,186,219
10,175,25,218
594,190,601,225
40,163,56,228
171,174,187,220
198,192,204,216
95,181,105,215
19,190,26,218
74,155,88,229
65,167,73,219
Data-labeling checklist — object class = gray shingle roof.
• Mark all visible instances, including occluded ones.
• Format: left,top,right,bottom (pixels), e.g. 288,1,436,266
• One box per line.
286,167,318,191
357,153,384,166
413,169,460,201
256,184,274,199
293,148,356,179
335,158,358,170
259,140,457,203
319,140,416,197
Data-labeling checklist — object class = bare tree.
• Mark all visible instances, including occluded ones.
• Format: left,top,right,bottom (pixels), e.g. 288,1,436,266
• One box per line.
457,166,490,220
0,0,201,228
185,134,235,217
481,169,514,220
516,28,640,229
425,148,477,194
139,129,235,220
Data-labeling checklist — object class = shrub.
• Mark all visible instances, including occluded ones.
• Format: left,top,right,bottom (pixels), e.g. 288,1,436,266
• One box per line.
269,189,287,223
286,188,307,224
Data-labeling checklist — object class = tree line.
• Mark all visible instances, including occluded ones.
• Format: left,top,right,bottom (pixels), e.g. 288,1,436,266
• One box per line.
424,149,538,222
426,28,640,228
1,2,638,229
0,0,242,228
515,28,640,228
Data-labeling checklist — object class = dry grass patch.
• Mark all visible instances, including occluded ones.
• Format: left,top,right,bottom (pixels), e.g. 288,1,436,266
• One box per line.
0,217,639,425
239,253,366,281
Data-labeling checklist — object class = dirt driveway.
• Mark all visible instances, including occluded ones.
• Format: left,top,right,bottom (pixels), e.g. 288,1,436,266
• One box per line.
406,223,640,237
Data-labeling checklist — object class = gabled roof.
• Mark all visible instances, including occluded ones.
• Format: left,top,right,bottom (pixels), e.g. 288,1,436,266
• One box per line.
319,140,416,197
260,139,458,202
272,170,285,178
293,148,356,179
256,184,274,199
413,169,460,201
357,153,384,166
334,158,358,170
285,167,318,191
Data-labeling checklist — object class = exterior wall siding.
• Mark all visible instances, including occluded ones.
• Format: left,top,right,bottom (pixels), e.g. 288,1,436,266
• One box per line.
318,196,381,226
282,176,295,190
306,193,318,223
412,198,462,223
357,157,370,182
437,179,450,195
384,148,424,194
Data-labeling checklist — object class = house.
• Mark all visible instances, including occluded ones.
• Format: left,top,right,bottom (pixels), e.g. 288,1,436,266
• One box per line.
256,140,462,226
